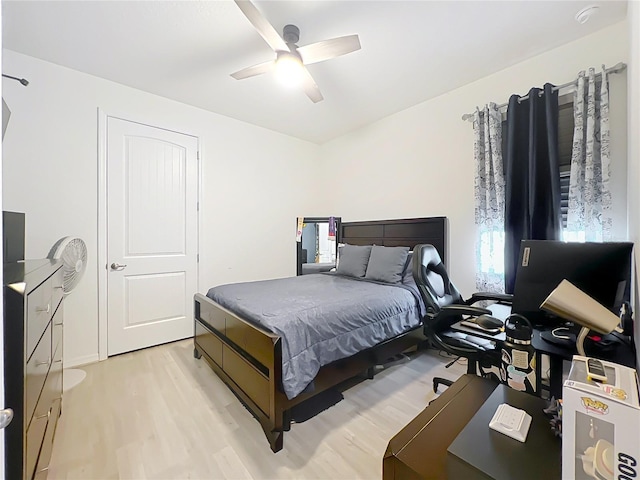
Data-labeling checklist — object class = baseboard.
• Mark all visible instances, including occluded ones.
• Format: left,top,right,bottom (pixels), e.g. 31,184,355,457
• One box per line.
65,353,100,368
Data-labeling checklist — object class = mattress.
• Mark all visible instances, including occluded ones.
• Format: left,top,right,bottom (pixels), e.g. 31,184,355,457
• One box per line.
207,273,424,399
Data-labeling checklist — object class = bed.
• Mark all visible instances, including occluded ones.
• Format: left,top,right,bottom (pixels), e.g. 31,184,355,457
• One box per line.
193,217,446,452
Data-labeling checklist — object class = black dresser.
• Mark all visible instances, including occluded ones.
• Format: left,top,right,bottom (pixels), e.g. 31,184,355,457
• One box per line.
4,259,64,480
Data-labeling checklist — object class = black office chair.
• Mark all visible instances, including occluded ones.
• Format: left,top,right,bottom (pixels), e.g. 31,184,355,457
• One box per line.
412,244,513,392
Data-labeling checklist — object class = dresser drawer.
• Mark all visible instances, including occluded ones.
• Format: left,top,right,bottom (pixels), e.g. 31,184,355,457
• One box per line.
32,334,61,434
51,268,64,314
25,407,48,480
46,342,63,407
26,276,53,360
52,304,63,357
26,323,52,428
33,398,61,480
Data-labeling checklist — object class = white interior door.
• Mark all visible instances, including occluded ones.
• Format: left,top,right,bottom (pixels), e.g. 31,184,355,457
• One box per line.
107,117,198,356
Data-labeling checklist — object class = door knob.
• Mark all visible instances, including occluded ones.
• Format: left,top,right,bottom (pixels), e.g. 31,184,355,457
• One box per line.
0,409,13,429
110,263,127,271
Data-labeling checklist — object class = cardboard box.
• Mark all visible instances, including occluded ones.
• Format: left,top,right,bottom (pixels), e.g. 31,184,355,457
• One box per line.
563,356,640,480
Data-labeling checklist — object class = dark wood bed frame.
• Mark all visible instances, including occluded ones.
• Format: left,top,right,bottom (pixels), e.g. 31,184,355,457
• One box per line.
193,217,447,452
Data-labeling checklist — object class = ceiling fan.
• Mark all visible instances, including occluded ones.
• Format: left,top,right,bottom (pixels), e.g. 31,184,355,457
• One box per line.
231,0,361,103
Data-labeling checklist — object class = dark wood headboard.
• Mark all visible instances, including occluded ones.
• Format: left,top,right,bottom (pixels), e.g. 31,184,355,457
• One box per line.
340,217,447,264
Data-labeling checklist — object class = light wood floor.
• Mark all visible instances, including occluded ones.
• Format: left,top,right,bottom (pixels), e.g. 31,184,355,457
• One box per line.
47,339,466,480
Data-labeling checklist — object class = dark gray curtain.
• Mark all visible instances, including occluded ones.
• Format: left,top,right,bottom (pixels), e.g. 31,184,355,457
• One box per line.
504,83,562,294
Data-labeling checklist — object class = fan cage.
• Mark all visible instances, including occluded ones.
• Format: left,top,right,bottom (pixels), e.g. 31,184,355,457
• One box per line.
48,237,87,293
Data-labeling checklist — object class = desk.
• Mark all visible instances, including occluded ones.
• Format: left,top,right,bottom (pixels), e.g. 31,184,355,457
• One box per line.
383,374,497,479
447,383,561,479
383,374,560,479
450,322,636,399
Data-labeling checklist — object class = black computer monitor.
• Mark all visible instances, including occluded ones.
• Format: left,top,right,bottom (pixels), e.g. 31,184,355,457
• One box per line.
512,240,633,327
3,211,25,263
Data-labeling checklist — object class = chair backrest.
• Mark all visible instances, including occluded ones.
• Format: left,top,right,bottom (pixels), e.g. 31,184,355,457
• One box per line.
412,244,464,316
413,243,490,366
413,244,505,382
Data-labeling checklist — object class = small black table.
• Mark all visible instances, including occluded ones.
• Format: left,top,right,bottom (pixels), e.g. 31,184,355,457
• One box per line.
383,374,498,479
450,321,636,399
447,383,561,479
383,375,561,480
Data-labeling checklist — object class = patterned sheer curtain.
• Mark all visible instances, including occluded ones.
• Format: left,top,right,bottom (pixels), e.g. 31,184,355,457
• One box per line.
474,103,505,293
566,66,612,241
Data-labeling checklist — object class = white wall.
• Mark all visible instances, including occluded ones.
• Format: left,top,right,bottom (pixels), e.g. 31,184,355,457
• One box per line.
319,22,629,298
2,50,319,366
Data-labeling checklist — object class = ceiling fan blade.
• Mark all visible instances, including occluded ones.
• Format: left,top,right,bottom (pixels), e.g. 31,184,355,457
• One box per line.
234,0,289,53
297,35,361,65
231,60,275,80
300,66,323,103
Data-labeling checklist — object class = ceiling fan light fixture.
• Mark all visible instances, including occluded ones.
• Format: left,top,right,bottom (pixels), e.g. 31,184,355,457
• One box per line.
275,51,304,88
231,0,359,102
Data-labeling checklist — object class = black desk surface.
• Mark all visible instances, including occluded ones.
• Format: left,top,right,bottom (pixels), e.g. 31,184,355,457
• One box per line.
451,321,635,367
447,384,562,479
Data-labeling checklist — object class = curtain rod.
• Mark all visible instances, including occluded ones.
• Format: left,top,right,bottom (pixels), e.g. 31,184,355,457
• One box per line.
461,62,627,121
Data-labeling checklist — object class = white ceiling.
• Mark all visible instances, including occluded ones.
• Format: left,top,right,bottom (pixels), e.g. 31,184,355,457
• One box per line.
2,1,628,144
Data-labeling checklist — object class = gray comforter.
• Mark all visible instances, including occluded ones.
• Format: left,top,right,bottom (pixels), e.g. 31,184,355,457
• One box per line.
206,273,424,399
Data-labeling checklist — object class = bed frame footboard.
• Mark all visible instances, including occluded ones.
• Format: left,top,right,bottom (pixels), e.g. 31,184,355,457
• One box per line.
194,293,425,452
194,293,286,451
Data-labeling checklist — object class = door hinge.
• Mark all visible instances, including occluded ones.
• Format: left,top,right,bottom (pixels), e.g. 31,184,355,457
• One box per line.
197,254,200,263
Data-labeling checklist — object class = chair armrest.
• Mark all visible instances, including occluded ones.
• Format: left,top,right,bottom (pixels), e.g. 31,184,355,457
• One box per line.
468,292,513,305
444,335,492,352
438,304,493,318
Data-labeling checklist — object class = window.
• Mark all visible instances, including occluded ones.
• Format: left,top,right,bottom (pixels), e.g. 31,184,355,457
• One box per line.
558,100,575,229
557,100,587,242
479,230,505,275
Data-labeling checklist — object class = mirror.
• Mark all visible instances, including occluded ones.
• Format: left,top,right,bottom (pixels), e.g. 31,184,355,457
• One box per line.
296,216,341,275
